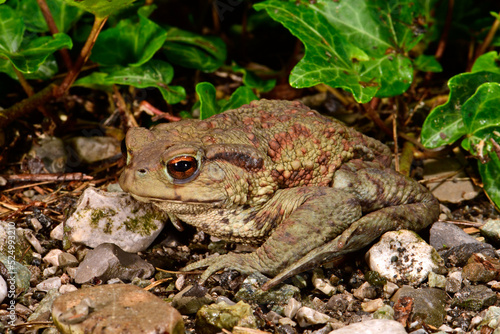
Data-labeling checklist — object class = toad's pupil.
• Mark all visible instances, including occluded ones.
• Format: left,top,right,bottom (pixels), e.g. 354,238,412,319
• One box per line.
174,160,193,172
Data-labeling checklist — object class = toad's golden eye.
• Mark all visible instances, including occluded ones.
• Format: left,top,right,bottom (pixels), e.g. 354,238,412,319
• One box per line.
166,155,199,180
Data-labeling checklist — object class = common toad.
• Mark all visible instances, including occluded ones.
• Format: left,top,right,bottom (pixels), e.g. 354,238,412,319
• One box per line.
120,100,439,290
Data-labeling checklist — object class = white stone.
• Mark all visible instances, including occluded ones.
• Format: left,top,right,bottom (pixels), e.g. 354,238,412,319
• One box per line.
284,297,301,319
43,249,63,267
295,306,330,327
328,319,406,334
65,187,167,252
36,277,62,292
366,230,444,285
313,276,336,296
0,276,7,304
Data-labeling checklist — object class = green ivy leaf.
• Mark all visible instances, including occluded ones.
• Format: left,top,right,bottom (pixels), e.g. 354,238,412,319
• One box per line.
0,5,24,54
12,0,83,33
255,0,430,103
232,64,276,92
414,55,443,73
163,27,227,72
196,82,218,120
0,55,58,80
196,82,258,120
478,152,500,210
471,51,500,74
91,14,167,67
6,34,72,73
421,71,500,148
75,60,186,104
220,86,258,111
460,82,500,155
61,0,136,18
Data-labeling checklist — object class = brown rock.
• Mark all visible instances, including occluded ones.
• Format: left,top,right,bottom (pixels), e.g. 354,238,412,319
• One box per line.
52,284,184,334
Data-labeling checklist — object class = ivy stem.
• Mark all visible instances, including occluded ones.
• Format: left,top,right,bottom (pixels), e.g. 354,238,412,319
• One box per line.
426,0,453,80
12,65,34,97
36,0,73,70
474,11,500,61
55,16,108,98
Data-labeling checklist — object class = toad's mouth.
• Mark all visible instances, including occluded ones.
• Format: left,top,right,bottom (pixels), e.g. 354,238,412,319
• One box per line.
130,193,224,206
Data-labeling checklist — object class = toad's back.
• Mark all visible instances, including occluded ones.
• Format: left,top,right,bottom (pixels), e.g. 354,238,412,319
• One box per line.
152,99,391,189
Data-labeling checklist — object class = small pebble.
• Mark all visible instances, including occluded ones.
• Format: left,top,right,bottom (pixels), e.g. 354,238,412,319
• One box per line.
284,298,301,319
383,282,399,298
295,307,330,327
59,284,78,294
36,277,62,292
428,272,446,288
278,317,297,327
361,298,384,313
353,281,377,300
43,249,63,267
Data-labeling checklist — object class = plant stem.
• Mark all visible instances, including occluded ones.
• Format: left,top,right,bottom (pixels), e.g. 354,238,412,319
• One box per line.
362,98,393,136
12,66,34,97
0,84,56,129
36,0,73,70
55,16,108,98
426,0,453,80
474,12,500,61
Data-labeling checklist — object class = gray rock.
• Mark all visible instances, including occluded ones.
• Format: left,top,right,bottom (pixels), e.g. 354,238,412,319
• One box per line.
67,136,121,164
480,219,500,245
430,222,480,251
52,284,184,334
0,254,31,292
235,273,300,314
326,292,356,313
452,285,497,311
172,285,213,314
74,243,154,284
29,137,67,173
195,301,258,334
439,242,497,267
391,286,447,327
28,289,61,322
327,319,406,334
445,271,463,293
65,187,166,253
58,252,79,268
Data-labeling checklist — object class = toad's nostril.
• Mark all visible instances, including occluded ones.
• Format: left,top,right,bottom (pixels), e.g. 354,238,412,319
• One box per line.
137,168,147,175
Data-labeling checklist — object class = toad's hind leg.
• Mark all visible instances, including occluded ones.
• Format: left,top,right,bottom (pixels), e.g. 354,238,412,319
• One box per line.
262,163,440,290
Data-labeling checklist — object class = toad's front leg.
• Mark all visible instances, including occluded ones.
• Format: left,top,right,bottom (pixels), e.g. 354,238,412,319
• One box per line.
182,187,363,286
